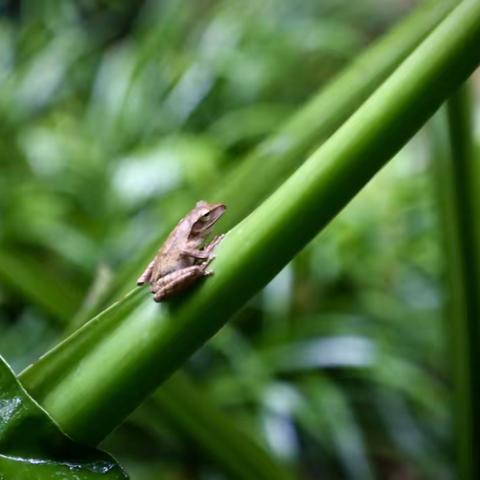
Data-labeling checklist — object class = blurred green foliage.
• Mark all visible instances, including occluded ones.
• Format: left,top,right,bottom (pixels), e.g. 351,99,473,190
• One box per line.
0,0,478,479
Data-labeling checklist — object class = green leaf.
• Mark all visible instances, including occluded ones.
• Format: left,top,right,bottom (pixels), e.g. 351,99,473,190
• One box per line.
431,84,480,480
0,355,127,479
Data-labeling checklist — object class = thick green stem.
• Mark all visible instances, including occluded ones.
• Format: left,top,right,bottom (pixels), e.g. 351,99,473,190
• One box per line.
20,0,480,446
433,84,480,480
61,2,461,474
110,0,459,303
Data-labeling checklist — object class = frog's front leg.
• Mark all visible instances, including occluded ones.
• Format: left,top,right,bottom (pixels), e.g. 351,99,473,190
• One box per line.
203,234,225,254
151,261,212,302
181,247,210,260
182,234,225,260
137,260,155,286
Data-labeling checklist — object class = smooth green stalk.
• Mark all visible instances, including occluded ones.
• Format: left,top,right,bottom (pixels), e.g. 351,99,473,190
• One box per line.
110,0,459,304
52,1,460,473
432,85,480,480
20,285,297,480
58,2,460,474
22,288,295,480
20,0,480,446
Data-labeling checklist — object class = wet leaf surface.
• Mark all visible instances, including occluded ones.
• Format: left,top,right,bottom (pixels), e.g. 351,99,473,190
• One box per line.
0,355,127,479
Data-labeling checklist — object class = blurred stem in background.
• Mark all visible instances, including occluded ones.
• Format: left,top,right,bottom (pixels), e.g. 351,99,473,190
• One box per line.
20,0,480,450
137,373,296,480
0,249,82,324
431,83,480,480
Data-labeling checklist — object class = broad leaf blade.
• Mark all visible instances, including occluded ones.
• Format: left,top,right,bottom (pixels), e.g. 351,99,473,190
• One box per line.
0,355,127,479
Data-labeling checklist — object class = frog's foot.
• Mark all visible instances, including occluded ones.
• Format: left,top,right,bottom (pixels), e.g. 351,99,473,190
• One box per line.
137,260,155,286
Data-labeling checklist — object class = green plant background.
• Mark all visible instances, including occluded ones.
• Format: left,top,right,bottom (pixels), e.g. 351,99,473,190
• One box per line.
0,0,479,479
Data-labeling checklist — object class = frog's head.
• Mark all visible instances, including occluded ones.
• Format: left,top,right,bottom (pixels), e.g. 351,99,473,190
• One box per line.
190,201,226,236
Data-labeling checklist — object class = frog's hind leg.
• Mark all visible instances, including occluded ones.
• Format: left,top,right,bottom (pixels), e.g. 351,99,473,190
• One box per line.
137,260,155,286
151,262,212,302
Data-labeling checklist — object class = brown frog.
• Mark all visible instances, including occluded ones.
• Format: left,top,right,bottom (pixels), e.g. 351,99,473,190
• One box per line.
137,201,226,302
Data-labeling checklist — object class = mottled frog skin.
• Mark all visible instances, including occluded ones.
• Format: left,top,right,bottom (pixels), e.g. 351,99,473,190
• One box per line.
137,201,226,302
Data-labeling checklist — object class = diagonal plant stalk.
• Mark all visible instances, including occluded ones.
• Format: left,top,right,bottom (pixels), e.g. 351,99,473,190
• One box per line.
108,0,459,306
1,2,457,474
19,0,480,453
0,2,463,478
431,84,480,480
41,1,461,474
77,2,460,472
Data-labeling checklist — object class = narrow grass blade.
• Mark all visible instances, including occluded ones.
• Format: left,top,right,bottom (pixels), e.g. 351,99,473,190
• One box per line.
431,84,480,480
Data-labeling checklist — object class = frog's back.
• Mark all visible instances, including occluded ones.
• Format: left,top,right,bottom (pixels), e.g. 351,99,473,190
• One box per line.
151,217,192,277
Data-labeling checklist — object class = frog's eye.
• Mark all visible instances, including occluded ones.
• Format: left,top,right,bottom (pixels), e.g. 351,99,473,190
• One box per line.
191,204,225,234
191,213,212,234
